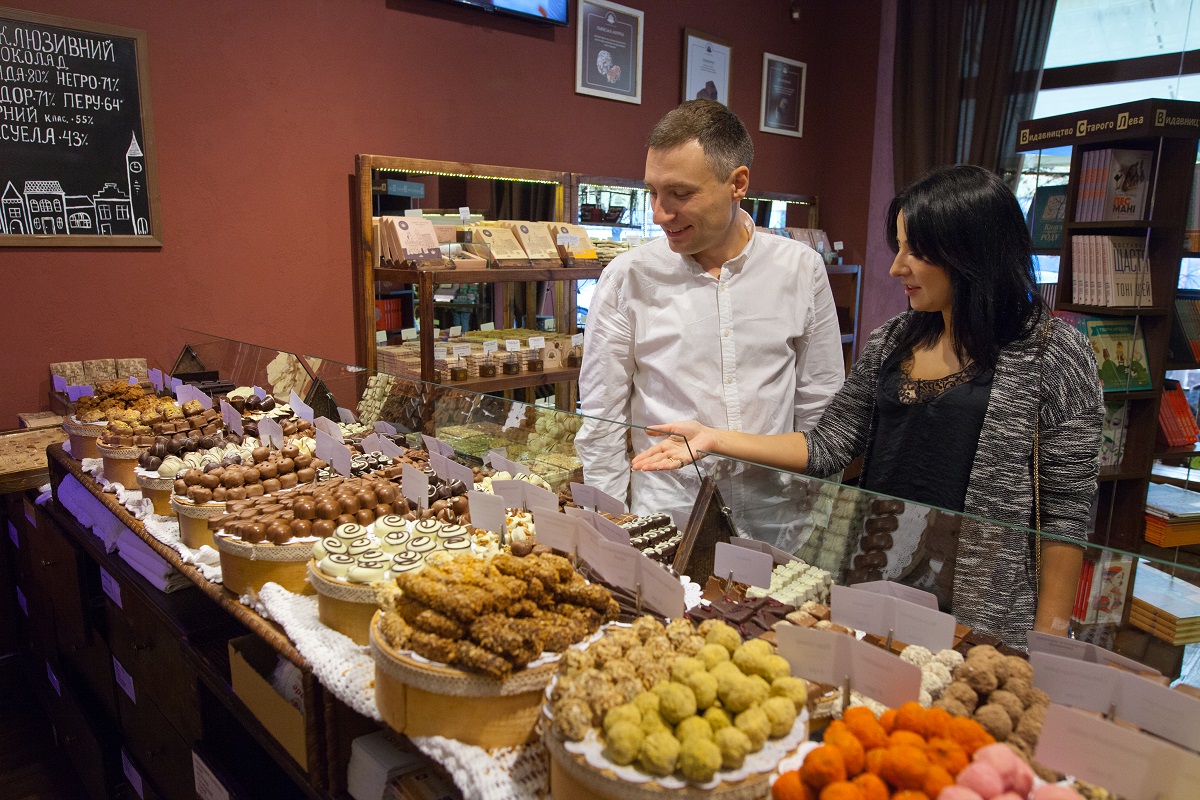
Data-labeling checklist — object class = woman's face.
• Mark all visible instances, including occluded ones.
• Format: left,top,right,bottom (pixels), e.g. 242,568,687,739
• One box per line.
890,212,953,315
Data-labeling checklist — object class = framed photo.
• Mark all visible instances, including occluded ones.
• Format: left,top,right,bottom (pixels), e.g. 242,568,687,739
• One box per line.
759,52,806,138
682,29,732,106
575,0,643,104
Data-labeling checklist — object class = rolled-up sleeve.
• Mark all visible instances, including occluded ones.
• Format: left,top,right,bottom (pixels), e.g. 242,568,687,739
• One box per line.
575,267,636,504
793,261,848,432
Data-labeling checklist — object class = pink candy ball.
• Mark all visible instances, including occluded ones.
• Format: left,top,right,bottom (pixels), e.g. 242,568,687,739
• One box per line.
1031,786,1085,800
993,794,1024,800
956,762,1007,799
973,743,1035,796
938,787,985,800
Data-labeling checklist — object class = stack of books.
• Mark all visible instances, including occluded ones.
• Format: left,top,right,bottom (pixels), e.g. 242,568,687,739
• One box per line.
1171,295,1200,364
1158,379,1200,448
1131,559,1200,646
1075,148,1153,222
1054,312,1152,392
1144,482,1200,547
1072,550,1133,626
1100,401,1129,467
1069,234,1152,307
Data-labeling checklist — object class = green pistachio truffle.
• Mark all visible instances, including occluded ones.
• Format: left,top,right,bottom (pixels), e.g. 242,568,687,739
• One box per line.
714,726,753,770
699,643,731,669
770,676,809,713
652,681,698,725
761,696,798,737
603,721,645,766
704,706,733,732
637,730,681,776
670,656,706,683
675,714,714,742
678,737,722,783
685,670,719,710
734,705,771,751
603,703,642,733
632,690,661,715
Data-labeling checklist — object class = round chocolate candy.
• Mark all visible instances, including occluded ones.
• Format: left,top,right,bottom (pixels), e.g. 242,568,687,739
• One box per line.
289,519,313,540
266,521,292,544
257,462,278,480
312,519,336,539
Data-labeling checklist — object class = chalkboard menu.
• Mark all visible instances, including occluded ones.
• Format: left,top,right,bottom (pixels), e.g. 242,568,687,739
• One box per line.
0,7,159,246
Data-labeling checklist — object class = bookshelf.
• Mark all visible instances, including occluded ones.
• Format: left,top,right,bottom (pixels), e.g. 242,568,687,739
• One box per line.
1017,99,1200,558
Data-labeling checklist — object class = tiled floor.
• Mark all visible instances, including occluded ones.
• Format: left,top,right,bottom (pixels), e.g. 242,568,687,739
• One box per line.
0,656,82,800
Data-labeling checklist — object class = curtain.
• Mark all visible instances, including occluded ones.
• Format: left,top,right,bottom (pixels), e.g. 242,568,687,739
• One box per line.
893,0,1057,191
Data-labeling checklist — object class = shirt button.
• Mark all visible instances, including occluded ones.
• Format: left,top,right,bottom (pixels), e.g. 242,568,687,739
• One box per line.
723,329,731,337
731,425,741,432
725,377,733,385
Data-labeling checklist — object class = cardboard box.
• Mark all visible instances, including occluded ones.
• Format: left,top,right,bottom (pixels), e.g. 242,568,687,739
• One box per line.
228,635,309,770
1113,625,1185,681
18,411,64,429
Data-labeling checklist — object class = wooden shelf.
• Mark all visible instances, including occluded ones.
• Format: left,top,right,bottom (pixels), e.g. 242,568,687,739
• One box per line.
826,264,861,275
1102,388,1160,400
376,265,604,284
1056,303,1169,316
1100,465,1149,482
439,367,580,393
1064,219,1159,230
1154,441,1200,460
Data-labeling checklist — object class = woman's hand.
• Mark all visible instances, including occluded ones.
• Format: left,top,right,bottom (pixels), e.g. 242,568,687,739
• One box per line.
631,420,717,470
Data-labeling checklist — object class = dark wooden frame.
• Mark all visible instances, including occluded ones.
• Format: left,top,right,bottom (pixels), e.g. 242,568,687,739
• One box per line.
0,7,162,247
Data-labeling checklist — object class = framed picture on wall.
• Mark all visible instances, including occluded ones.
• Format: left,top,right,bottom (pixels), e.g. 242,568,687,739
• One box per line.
759,52,806,138
575,0,643,104
681,29,732,106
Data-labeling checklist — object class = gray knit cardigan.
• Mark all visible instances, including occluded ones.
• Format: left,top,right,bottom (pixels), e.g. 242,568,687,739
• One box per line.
804,310,1104,648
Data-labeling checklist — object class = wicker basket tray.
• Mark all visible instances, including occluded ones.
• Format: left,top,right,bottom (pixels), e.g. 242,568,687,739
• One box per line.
170,495,226,550
369,611,555,748
62,417,105,459
308,561,377,645
95,440,145,487
135,470,175,516
215,534,315,597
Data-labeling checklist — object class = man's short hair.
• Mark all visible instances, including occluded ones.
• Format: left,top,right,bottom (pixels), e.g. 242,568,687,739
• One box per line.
646,99,754,180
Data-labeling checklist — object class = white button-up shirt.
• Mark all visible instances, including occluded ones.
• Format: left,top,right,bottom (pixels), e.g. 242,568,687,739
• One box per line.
576,214,845,528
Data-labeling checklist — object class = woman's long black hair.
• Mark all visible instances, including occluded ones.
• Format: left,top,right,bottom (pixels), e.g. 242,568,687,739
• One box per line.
886,165,1045,370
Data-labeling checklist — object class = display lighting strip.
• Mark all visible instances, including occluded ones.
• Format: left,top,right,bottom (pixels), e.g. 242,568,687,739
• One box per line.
375,167,560,185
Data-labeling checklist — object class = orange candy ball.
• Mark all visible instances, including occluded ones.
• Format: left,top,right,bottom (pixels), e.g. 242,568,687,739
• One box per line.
819,782,866,800
851,772,890,800
824,723,867,776
922,764,955,798
772,770,814,800
926,737,969,776
801,745,848,791
879,744,930,791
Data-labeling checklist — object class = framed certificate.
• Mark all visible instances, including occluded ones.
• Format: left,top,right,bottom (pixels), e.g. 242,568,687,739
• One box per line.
760,52,806,138
575,0,643,104
682,29,732,107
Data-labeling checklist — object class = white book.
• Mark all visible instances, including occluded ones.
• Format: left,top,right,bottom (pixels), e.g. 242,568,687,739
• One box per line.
1101,149,1153,221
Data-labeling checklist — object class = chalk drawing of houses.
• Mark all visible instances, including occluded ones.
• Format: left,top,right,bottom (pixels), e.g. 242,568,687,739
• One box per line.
65,195,98,233
92,182,134,235
24,181,69,235
0,182,26,234
126,132,150,235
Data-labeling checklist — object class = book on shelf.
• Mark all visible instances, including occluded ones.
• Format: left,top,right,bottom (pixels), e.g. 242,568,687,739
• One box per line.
1069,235,1151,307
1099,400,1129,467
1029,184,1066,249
1075,148,1153,222
1158,379,1200,447
1188,163,1200,252
1168,298,1199,365
1072,550,1133,626
1054,312,1151,391
1037,282,1057,309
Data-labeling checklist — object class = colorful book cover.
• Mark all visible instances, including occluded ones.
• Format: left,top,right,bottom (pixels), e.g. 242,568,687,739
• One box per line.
1102,149,1153,221
1030,185,1067,249
1084,317,1151,391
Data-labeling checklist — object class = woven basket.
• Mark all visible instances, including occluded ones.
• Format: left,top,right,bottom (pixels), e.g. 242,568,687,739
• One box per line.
95,441,145,487
170,495,226,550
135,471,175,516
215,535,315,597
62,417,105,459
308,561,378,645
369,612,553,748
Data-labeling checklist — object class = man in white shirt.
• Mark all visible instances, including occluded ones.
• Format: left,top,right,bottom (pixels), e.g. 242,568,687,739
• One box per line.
575,100,845,533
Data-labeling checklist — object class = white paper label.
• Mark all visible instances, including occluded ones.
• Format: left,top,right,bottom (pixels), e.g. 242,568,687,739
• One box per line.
148,369,164,391
67,384,94,401
504,339,521,352
337,406,358,424
376,330,388,344
468,490,507,536
314,417,343,441
452,344,472,358
638,557,686,618
488,451,526,476
359,432,382,454
113,656,136,703
401,327,418,341
726,536,798,565
443,457,474,486
481,322,496,332
290,391,314,422
433,346,448,361
775,625,921,708
482,340,499,354
533,509,578,554
591,487,627,515
192,751,231,800
448,326,462,337
127,375,139,386
489,479,528,510
121,750,144,799
330,443,352,477
571,333,584,347
557,232,580,247
252,385,266,399
847,579,939,610
428,452,450,480
459,206,471,224
528,336,546,350
7,521,17,548
524,483,559,513
46,661,61,696
848,636,923,710
315,429,342,466
176,383,211,409
590,512,631,545
831,584,955,652
714,541,773,588
404,208,422,217
52,374,67,392
373,421,398,434
570,482,595,508
100,567,122,608
257,418,284,449
834,241,844,250
378,435,404,459
587,536,641,591
16,586,27,616
401,464,429,509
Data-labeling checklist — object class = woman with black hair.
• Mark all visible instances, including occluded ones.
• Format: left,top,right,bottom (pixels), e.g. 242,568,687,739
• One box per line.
633,165,1103,648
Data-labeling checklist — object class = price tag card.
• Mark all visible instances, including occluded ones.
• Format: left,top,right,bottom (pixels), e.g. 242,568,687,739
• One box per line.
557,232,581,247
428,452,451,480
847,636,922,710
403,208,422,217
482,340,499,355
591,487,627,515
1036,704,1170,800
149,369,164,391
121,749,145,799
505,339,521,352
337,406,358,424
257,418,284,449
67,384,94,401
170,377,184,393
219,401,241,432
587,536,642,592
113,655,137,702
290,391,315,422
378,435,404,459
459,206,471,224
359,432,383,454
775,625,847,686
421,434,442,455
571,333,584,347
489,480,527,510
726,536,799,565
374,421,398,434
100,567,122,608
1027,631,1091,661
487,451,526,476
714,541,773,588
452,344,472,358
570,482,595,508
179,383,212,408
528,336,546,350
890,599,956,653
848,579,939,610
192,751,232,800
401,464,429,509
1118,670,1200,753
448,326,463,337
16,586,27,616
52,374,67,392
638,558,686,618
7,521,18,548
128,375,139,386
433,346,448,361
524,483,559,513
376,330,388,344
315,429,342,466
831,584,955,652
252,385,267,399
329,442,352,477
46,660,61,696
401,327,418,341
533,509,579,554
830,584,889,635
468,490,507,536
1030,652,1120,715
314,417,343,441
481,322,496,332
443,458,475,487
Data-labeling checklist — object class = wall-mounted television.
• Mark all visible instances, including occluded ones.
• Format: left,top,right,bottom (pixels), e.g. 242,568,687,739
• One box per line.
437,0,569,26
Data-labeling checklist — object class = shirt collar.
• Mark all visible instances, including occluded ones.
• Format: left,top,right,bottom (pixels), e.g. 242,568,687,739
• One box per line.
681,210,757,276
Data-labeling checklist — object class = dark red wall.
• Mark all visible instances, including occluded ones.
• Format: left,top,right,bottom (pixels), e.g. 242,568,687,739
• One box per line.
1,0,881,427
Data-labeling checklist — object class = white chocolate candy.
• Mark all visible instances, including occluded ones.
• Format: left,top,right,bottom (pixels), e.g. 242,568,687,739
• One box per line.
408,535,435,553
375,514,407,535
442,536,470,552
438,524,468,540
390,551,423,575
336,523,368,541
318,554,355,577
346,537,375,556
358,548,385,562
319,537,348,557
413,519,442,538
381,530,410,553
347,559,389,583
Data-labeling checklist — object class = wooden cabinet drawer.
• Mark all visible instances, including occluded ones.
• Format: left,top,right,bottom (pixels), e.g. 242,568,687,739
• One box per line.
105,589,203,743
52,674,121,800
28,508,92,652
116,684,195,800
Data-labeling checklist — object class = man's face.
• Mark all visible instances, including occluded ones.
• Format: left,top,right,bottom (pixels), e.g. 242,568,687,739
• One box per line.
645,140,747,263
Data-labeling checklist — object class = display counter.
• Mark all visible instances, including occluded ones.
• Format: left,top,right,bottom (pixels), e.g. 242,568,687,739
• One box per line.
9,330,1199,800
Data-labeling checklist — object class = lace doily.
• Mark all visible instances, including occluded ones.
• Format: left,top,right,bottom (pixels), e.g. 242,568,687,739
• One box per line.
407,736,550,800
